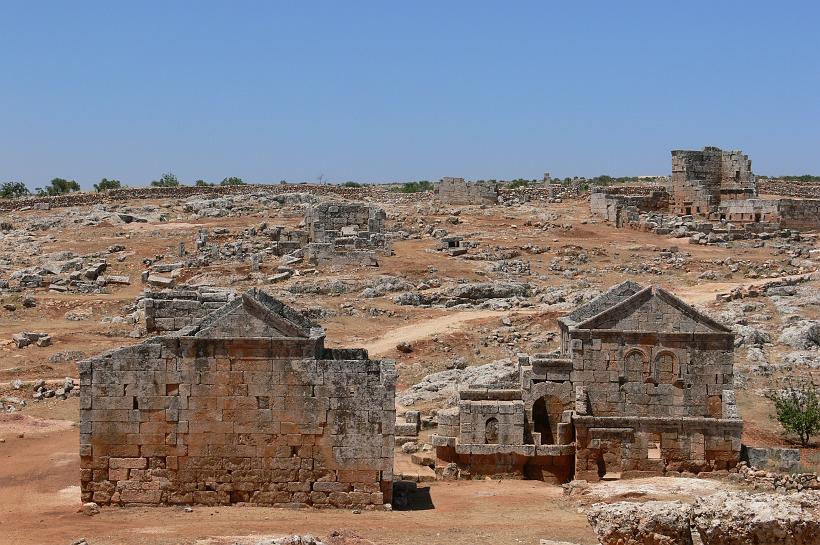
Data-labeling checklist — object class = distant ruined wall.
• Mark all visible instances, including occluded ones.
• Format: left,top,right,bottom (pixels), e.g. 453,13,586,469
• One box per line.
590,189,670,224
435,177,499,205
718,198,820,229
304,202,385,243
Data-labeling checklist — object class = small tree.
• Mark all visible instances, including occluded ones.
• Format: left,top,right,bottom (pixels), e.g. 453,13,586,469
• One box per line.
768,378,820,447
342,181,362,188
220,176,245,186
94,178,121,192
194,179,214,187
0,181,30,199
36,178,81,196
151,173,181,187
397,180,434,193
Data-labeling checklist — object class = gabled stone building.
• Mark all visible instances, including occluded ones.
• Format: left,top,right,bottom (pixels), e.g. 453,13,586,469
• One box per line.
433,281,742,482
80,289,396,508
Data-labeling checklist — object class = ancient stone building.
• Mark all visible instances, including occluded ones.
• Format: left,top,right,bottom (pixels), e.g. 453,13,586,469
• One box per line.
80,289,396,508
590,188,670,226
435,177,499,205
433,281,742,482
303,201,391,265
670,147,755,217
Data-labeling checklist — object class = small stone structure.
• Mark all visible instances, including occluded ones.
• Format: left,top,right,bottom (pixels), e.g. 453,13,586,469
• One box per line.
303,202,391,266
435,177,499,205
590,188,670,226
671,147,756,217
80,289,396,508
433,281,742,482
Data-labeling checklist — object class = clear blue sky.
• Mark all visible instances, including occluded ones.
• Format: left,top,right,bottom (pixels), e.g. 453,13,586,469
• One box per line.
1,1,818,189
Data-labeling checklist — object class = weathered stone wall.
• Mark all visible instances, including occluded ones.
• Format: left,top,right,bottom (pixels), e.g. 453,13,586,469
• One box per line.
590,189,670,224
435,177,499,205
304,202,386,243
758,178,820,198
717,198,820,229
670,147,755,217
80,291,396,508
143,287,237,333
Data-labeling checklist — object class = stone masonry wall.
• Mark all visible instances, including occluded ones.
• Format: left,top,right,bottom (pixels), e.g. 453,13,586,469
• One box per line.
79,337,396,508
435,177,499,205
670,147,755,217
304,202,386,243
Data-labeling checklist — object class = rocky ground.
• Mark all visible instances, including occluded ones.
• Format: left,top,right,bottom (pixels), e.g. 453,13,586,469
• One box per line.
0,185,818,544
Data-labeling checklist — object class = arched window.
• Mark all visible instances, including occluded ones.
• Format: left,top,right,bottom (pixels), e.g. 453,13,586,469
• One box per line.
654,352,677,384
485,418,499,444
624,349,647,383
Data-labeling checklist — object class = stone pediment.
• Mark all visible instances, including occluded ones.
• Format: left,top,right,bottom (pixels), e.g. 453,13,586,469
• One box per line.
573,285,732,334
187,289,320,339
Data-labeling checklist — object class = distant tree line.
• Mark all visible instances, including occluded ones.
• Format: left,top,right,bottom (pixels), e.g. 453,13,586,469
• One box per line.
757,174,820,183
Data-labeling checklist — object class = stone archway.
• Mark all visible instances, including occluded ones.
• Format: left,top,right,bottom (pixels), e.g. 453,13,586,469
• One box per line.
526,381,573,445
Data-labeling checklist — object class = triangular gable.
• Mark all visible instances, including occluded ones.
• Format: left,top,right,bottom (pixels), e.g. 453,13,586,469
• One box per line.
574,285,732,334
187,289,318,338
561,280,646,327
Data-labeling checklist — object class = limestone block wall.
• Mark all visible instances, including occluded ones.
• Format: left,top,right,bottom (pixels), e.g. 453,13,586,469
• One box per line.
590,189,670,224
79,338,396,508
573,415,742,481
143,287,237,334
304,202,386,243
567,330,734,419
435,177,499,205
670,147,755,217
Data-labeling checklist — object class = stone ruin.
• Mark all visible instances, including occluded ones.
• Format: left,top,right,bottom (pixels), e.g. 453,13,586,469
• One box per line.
80,289,396,508
435,177,499,205
591,146,820,234
671,146,756,217
303,201,392,266
433,281,742,482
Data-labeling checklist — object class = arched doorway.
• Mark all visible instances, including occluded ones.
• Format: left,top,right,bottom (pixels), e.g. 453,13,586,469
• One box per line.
532,396,555,445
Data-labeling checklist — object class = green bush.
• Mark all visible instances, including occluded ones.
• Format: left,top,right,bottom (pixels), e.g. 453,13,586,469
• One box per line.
220,177,245,186
0,181,30,199
94,178,121,192
151,173,181,187
342,181,362,188
768,378,820,447
36,178,81,196
194,179,214,187
397,180,433,193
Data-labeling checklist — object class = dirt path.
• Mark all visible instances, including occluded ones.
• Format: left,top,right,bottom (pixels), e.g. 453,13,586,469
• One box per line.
363,309,540,356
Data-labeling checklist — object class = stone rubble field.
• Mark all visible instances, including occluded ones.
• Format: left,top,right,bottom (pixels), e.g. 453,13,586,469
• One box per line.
0,183,818,545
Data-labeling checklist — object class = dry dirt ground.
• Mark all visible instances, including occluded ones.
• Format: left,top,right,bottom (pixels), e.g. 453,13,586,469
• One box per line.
0,189,817,544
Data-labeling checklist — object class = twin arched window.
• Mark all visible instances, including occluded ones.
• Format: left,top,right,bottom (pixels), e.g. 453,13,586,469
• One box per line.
623,349,679,384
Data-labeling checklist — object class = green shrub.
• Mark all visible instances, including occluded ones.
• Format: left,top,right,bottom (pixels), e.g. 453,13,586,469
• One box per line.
220,177,245,186
194,179,214,187
768,378,820,447
0,181,30,199
94,178,121,192
36,178,81,196
151,173,181,187
397,180,433,193
342,181,362,188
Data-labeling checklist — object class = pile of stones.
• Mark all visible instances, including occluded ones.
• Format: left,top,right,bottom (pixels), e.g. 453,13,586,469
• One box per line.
11,331,51,348
730,462,820,492
30,378,77,401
